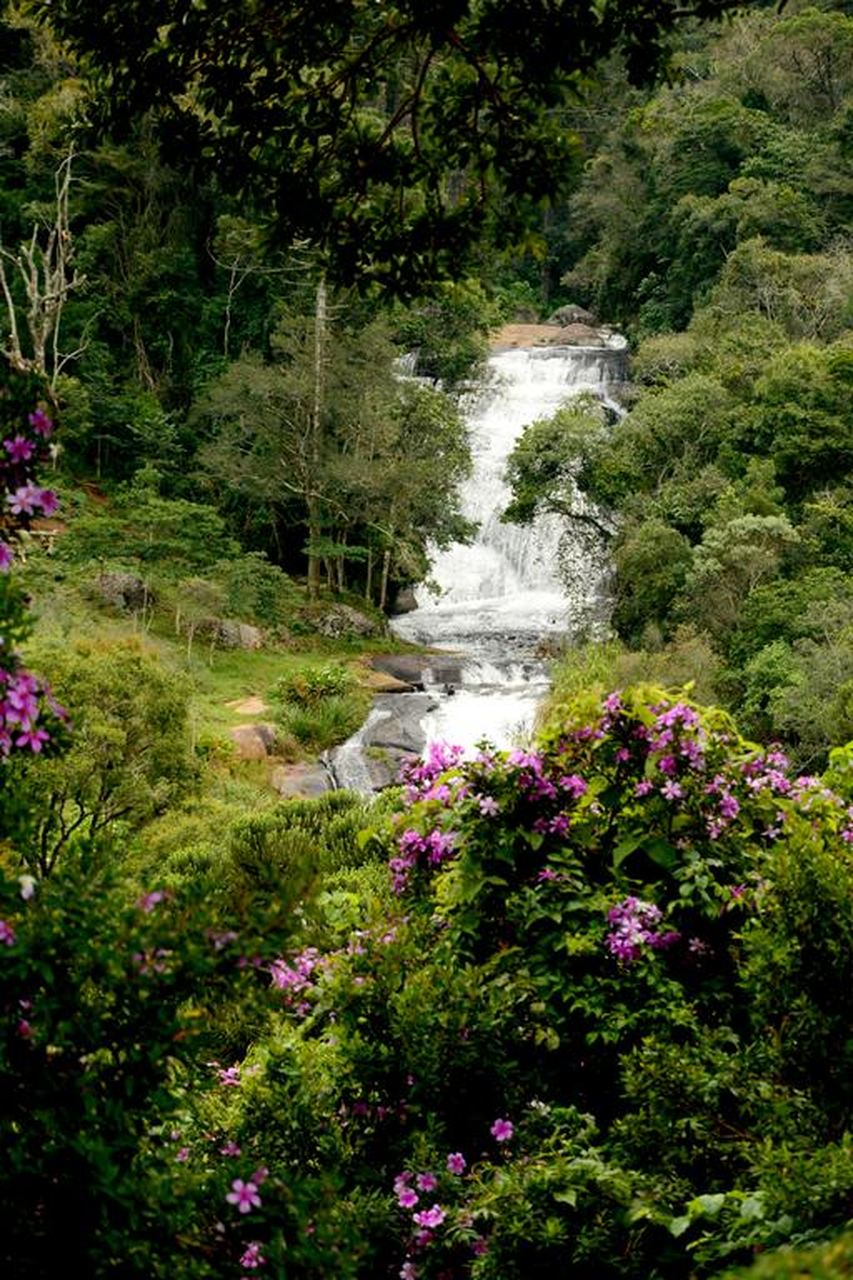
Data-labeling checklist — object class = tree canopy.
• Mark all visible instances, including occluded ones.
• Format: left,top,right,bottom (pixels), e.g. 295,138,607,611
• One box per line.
32,0,754,288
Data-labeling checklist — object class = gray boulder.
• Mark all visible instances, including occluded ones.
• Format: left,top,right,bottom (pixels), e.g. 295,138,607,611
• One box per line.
214,619,264,650
547,304,597,327
94,571,151,612
315,604,379,639
270,762,332,798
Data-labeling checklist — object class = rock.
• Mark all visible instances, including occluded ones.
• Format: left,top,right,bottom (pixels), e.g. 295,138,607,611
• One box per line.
230,722,278,760
370,654,430,687
270,762,332,798
361,669,415,693
94,571,151,612
215,620,264,650
391,588,418,615
315,604,379,639
225,695,269,715
547,304,597,327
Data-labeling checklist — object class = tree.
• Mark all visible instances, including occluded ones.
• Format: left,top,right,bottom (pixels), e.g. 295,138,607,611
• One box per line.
34,0,755,289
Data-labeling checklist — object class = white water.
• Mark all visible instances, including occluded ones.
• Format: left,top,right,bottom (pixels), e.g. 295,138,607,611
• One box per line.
393,341,624,650
331,339,625,787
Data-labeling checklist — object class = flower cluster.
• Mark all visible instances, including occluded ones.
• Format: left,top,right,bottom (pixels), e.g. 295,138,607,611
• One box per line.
269,946,326,1014
0,389,66,761
390,827,457,894
605,898,680,964
399,740,465,806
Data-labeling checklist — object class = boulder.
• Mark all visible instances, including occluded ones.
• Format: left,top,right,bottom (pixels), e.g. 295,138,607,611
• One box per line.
94,571,151,612
361,669,415,693
391,588,419,615
547,304,597,327
270,762,332,798
315,604,379,639
370,654,430,687
215,620,264,650
230,722,278,760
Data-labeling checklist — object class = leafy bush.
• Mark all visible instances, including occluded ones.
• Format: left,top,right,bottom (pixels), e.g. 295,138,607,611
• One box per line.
272,662,354,707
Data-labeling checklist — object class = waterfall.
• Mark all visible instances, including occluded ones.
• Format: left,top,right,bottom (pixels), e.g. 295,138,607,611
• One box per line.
330,337,626,790
393,340,625,651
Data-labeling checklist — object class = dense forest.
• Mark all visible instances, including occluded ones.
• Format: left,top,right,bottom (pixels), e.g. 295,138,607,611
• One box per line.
1,1,853,1277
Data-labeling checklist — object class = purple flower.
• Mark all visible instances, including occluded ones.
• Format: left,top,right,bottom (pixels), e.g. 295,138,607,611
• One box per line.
490,1118,514,1143
559,774,588,799
240,1241,266,1269
478,795,499,817
400,1263,417,1280
7,484,39,515
29,408,53,437
175,1147,190,1162
412,1204,446,1229
226,1179,261,1214
634,780,654,797
416,1172,438,1192
0,920,16,946
220,1140,242,1157
137,889,166,912
35,488,59,516
397,1186,419,1209
660,780,683,802
4,436,33,463
446,1152,466,1175
0,541,13,572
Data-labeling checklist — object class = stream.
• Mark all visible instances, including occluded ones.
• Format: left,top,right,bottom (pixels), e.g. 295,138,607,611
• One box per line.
331,338,626,791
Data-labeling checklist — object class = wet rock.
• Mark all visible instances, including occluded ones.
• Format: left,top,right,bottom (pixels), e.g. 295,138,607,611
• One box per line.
391,588,418,615
94,571,151,612
230,722,278,760
370,654,429,687
270,762,332,798
315,604,380,638
361,669,415,693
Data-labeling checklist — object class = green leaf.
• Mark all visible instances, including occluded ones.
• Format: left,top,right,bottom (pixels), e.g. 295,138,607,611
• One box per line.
669,1216,691,1238
645,837,678,871
553,1187,578,1207
613,832,645,868
691,1193,726,1218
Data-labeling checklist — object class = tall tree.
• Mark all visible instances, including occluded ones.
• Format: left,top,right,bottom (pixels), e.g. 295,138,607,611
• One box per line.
31,0,755,289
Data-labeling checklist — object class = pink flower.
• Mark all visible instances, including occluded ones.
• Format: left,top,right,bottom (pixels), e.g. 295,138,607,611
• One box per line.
240,1241,266,1269
7,484,38,515
217,1065,242,1087
412,1204,446,1229
175,1147,190,1162
478,795,499,816
220,1141,242,1157
0,920,16,946
4,435,34,462
397,1186,419,1209
137,889,166,912
400,1263,417,1280
416,1172,437,1192
226,1179,261,1214
490,1118,514,1143
29,408,53,437
446,1152,466,1175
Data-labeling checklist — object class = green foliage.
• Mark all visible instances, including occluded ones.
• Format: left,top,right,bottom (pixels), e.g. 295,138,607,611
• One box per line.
272,664,354,710
10,637,195,875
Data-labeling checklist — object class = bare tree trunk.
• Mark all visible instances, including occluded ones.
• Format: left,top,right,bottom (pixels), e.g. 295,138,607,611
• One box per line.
379,548,391,612
365,548,374,602
307,277,326,601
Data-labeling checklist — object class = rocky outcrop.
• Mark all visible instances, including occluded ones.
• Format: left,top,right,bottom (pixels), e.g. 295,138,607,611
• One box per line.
391,588,418,615
547,304,597,327
230,722,278,760
214,620,264,650
94,571,151,612
270,762,332,798
315,604,380,639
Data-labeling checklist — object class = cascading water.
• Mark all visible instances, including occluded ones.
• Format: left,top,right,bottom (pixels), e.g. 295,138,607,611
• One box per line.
394,340,625,650
331,337,626,790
